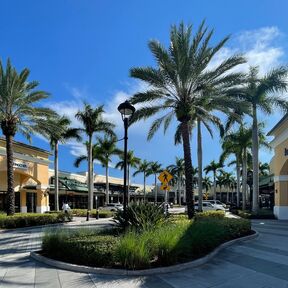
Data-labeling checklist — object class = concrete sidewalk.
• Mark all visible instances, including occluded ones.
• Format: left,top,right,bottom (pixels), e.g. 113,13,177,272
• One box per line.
0,220,288,287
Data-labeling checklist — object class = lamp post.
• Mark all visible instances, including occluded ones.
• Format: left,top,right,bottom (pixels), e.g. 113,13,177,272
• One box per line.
118,100,135,226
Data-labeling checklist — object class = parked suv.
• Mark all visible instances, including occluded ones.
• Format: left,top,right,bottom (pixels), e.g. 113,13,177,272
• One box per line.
101,203,123,212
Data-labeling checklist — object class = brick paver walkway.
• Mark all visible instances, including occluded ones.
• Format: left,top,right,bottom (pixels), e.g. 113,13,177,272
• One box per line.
0,219,288,287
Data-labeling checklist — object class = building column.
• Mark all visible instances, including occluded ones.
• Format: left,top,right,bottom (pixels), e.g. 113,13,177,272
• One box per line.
36,189,50,213
20,190,27,213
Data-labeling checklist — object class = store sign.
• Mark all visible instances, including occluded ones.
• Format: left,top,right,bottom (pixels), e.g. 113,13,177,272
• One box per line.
13,162,28,170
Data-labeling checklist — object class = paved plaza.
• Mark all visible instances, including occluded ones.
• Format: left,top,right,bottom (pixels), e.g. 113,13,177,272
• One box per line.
0,219,288,287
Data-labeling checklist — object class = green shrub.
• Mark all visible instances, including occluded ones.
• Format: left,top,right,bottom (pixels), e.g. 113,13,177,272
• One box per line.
194,211,225,220
113,202,166,231
71,209,114,218
41,217,251,269
42,228,119,267
0,212,72,229
237,209,275,219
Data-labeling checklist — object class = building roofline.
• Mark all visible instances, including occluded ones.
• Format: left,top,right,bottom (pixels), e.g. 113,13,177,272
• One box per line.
0,137,51,154
267,113,288,136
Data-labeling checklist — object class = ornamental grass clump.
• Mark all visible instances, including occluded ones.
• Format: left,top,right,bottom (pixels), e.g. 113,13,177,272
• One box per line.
113,202,166,231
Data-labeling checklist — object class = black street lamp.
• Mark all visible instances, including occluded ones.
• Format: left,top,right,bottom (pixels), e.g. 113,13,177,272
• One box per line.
118,100,135,225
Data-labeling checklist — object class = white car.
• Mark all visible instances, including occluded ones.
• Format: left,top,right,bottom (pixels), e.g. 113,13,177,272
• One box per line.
195,201,225,212
206,200,227,210
101,203,123,212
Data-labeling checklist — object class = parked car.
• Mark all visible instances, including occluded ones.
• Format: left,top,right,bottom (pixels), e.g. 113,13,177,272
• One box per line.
205,200,227,210
101,203,123,212
194,201,226,212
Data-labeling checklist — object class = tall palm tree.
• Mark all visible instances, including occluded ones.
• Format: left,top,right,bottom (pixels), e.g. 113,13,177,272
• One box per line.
234,67,288,212
133,160,151,201
115,150,141,203
0,59,56,215
129,22,245,218
147,161,162,203
167,157,185,205
204,161,224,201
95,136,122,205
45,116,81,211
75,104,115,211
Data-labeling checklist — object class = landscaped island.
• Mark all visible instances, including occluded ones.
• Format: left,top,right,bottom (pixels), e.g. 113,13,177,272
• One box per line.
41,204,252,270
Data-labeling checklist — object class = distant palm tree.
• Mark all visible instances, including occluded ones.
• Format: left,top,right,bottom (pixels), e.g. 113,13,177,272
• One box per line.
202,176,212,194
129,21,245,218
259,162,270,176
234,67,288,212
147,161,162,203
0,59,56,215
222,171,234,203
115,150,141,203
75,104,115,211
167,157,185,205
95,136,122,204
45,116,81,211
133,160,152,201
204,161,224,201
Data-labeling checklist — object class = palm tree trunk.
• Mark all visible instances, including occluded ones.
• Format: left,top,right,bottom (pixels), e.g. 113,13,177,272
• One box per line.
105,165,109,204
197,120,203,212
178,173,181,206
213,173,216,200
252,104,259,213
242,148,247,210
144,174,146,201
54,142,59,211
181,121,194,219
154,174,157,203
5,134,15,215
236,158,240,207
88,135,93,211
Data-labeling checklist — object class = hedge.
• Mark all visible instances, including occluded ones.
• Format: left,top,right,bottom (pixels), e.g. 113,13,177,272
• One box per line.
42,216,252,269
71,209,114,218
235,209,275,219
0,212,72,229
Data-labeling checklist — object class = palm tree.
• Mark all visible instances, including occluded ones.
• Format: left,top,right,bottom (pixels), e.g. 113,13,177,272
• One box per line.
115,150,141,203
129,22,245,218
235,67,288,213
259,162,270,176
133,160,151,201
0,59,56,215
95,136,122,205
75,104,115,211
202,176,212,199
220,139,242,207
167,157,185,205
204,161,224,201
222,172,234,203
45,116,81,211
147,161,162,203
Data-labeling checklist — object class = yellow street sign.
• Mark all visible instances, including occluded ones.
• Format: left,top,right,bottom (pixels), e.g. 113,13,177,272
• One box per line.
160,184,171,191
158,170,173,184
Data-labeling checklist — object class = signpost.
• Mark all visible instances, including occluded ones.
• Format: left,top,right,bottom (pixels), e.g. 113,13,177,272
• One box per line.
158,170,173,216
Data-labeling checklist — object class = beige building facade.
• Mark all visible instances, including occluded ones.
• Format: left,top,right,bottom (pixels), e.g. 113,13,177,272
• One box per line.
0,138,50,213
268,114,288,219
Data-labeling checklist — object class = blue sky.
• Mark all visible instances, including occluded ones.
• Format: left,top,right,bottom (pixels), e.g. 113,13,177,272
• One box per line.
1,0,288,184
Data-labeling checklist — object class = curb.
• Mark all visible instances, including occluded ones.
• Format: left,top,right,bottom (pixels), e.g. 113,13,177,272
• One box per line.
31,230,258,276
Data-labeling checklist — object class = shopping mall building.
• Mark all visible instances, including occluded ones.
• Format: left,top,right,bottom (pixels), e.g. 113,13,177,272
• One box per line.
0,138,166,213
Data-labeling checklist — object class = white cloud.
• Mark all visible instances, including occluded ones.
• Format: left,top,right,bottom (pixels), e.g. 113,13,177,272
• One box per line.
209,26,284,75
